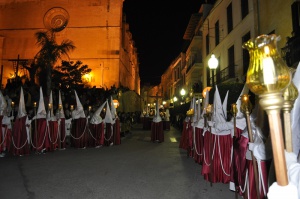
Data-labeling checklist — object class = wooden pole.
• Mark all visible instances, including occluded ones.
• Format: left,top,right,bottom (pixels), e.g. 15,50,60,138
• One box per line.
259,93,288,186
245,112,261,199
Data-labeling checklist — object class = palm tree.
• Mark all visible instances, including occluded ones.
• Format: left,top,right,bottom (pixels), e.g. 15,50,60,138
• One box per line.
34,31,75,96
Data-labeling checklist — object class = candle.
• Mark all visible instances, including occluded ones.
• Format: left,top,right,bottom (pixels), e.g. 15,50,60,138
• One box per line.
70,105,74,111
58,104,62,110
33,102,37,108
11,101,14,108
231,103,237,116
48,103,52,109
88,106,92,111
263,46,276,85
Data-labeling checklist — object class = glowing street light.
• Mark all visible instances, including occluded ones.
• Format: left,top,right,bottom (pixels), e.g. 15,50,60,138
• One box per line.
208,54,219,87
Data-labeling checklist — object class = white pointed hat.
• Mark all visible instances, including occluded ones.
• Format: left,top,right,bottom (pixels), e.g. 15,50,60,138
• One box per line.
191,97,197,122
213,85,226,123
0,90,7,115
153,99,162,123
110,96,117,119
236,84,249,118
222,90,229,119
201,90,210,117
90,100,107,124
36,87,46,119
104,100,114,124
72,90,86,119
47,90,54,120
58,90,65,118
17,87,27,118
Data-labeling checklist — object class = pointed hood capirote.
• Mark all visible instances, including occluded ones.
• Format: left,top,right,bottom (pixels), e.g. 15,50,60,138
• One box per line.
36,87,46,119
47,90,55,120
110,96,117,119
152,99,162,123
231,84,249,133
58,90,65,118
17,87,27,118
236,84,249,118
72,90,86,119
222,91,229,119
213,86,226,123
202,90,209,117
90,101,107,125
0,90,7,115
104,100,114,124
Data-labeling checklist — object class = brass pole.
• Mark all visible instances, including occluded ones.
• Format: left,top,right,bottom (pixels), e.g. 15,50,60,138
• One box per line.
241,95,260,199
259,93,288,186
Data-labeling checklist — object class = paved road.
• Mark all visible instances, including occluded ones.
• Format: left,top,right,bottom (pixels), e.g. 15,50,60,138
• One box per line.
0,123,236,199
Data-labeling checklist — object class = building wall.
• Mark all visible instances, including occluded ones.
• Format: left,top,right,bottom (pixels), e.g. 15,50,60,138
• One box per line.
202,0,256,87
0,0,140,94
258,0,293,49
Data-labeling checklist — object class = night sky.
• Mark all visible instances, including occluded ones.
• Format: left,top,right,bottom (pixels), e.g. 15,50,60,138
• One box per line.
123,0,203,86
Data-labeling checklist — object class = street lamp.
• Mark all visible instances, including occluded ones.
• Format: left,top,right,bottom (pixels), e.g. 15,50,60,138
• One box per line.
208,54,219,87
180,88,186,103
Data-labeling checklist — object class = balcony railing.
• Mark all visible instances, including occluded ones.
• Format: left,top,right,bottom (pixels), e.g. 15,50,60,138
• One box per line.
208,66,235,85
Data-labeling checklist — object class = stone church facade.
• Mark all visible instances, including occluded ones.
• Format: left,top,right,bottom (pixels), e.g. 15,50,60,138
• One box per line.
0,0,140,94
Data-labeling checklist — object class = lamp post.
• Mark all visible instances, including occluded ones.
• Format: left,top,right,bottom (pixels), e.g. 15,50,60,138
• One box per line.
208,54,219,87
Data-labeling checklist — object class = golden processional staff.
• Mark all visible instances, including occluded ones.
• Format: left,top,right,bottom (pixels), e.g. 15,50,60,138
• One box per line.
243,34,290,186
241,95,260,199
282,68,298,152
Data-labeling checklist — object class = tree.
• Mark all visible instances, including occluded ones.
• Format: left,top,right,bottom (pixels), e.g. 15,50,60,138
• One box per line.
52,60,92,92
34,31,75,96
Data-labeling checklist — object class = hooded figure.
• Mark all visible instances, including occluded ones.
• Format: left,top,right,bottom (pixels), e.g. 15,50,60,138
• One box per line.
31,87,48,153
11,87,30,156
72,90,86,119
17,87,27,119
0,90,7,155
0,90,7,116
46,90,59,151
57,90,65,119
104,100,114,146
109,96,121,145
47,91,55,121
89,101,107,147
233,84,249,134
70,90,88,148
90,101,106,125
56,90,66,149
151,99,164,143
110,96,117,120
202,85,233,184
36,87,47,119
210,86,233,135
152,100,162,123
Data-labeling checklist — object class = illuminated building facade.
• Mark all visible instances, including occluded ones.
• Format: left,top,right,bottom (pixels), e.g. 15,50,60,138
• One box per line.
0,0,140,94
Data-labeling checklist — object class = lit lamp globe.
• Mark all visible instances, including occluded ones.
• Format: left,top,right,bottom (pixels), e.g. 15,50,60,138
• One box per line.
180,88,186,96
243,34,291,96
208,54,218,70
243,34,291,186
173,96,178,102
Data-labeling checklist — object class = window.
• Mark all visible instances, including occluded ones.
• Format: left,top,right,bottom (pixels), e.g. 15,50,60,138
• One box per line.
227,3,233,34
228,45,235,79
206,34,210,56
215,20,220,46
241,0,249,19
242,32,251,75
